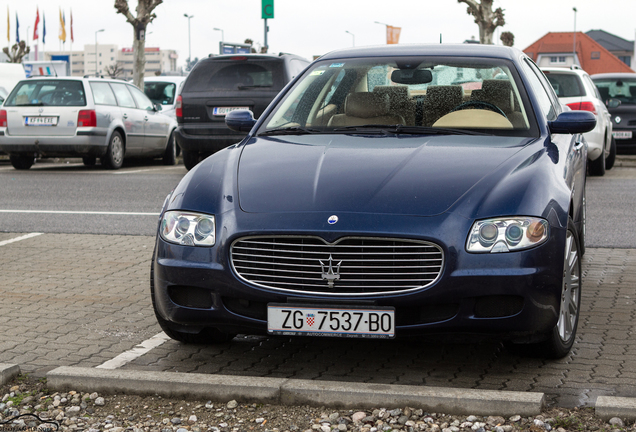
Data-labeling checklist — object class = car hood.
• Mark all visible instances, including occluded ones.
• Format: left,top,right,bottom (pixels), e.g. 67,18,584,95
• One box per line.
237,134,528,216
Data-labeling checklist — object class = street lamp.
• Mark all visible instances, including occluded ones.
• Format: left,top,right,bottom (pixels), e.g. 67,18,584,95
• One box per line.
95,29,104,76
184,14,194,64
374,21,389,44
213,27,224,54
345,30,355,47
572,7,577,65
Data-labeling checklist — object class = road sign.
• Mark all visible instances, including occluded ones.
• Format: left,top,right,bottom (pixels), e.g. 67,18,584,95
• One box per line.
262,0,274,19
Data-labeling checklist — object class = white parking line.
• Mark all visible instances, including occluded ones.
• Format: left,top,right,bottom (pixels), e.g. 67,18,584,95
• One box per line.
96,332,171,369
0,210,159,216
0,232,44,247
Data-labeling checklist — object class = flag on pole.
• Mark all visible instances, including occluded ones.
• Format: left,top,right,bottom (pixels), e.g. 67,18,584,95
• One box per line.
15,12,19,43
43,12,46,44
6,7,9,43
386,25,401,44
33,8,40,40
70,9,73,42
58,7,66,42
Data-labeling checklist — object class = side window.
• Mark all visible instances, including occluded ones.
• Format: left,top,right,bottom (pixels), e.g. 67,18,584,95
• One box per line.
289,59,309,79
90,82,117,105
110,83,136,108
128,85,154,110
522,59,556,120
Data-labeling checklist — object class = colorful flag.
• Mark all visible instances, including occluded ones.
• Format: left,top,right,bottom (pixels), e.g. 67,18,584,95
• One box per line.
43,12,46,44
15,12,19,43
33,8,40,40
58,7,66,42
70,9,73,42
386,25,401,44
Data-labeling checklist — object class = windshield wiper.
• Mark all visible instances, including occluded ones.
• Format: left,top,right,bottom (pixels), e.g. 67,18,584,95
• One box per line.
332,125,489,136
258,126,323,136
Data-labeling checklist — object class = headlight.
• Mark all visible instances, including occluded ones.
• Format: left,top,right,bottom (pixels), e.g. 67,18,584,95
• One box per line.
466,217,549,253
160,211,215,247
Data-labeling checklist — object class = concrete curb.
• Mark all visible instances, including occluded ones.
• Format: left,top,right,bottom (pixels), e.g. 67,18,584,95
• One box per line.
596,396,636,421
0,363,20,386
47,366,544,417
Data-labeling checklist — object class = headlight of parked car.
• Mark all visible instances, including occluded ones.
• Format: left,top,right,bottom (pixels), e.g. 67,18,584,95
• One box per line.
466,217,549,253
160,211,216,247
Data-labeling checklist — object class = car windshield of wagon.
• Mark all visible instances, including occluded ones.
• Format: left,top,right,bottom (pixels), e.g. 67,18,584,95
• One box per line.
5,80,86,107
593,78,636,105
259,56,533,136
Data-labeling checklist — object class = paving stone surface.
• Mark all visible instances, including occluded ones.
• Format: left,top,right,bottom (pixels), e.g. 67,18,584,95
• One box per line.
1,233,635,408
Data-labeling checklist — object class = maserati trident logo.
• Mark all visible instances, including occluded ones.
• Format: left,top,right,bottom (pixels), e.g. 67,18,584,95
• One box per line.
319,254,342,288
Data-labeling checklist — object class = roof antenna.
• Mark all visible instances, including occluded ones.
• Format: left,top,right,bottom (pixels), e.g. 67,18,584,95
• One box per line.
440,33,442,44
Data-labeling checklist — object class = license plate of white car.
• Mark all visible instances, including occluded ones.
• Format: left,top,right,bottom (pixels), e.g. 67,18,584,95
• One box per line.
267,304,395,339
24,116,58,126
212,106,249,116
613,131,632,139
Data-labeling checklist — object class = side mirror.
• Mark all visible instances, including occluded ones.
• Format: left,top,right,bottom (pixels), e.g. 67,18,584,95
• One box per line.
548,111,596,134
226,109,257,132
153,103,163,111
607,98,621,109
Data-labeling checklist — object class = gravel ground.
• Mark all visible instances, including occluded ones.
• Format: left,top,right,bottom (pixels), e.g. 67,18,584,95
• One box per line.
0,375,634,432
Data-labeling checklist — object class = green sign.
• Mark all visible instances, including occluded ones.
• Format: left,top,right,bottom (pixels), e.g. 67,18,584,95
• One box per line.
262,0,274,19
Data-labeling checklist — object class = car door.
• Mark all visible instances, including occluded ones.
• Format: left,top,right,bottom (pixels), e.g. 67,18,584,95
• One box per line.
110,82,144,156
128,84,170,155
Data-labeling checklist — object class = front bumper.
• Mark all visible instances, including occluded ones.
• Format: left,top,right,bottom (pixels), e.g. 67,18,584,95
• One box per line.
153,210,567,341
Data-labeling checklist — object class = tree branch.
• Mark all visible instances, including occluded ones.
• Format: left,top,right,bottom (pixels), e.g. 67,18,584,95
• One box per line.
114,0,137,25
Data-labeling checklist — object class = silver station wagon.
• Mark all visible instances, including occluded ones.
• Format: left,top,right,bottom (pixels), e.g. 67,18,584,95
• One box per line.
0,77,178,170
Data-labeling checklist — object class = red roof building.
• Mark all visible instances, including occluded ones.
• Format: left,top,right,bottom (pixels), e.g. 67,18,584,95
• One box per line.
523,32,633,75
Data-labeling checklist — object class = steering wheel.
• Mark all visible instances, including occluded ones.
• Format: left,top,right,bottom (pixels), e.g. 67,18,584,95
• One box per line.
450,101,508,119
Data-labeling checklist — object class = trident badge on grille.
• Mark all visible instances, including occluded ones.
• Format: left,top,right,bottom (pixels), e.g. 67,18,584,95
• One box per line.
319,254,342,288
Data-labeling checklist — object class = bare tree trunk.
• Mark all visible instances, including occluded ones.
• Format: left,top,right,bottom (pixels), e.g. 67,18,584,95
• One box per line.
458,0,505,45
132,26,146,88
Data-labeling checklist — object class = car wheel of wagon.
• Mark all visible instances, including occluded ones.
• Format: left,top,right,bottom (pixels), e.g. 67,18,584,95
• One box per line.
101,131,124,169
150,252,235,344
82,156,96,167
588,145,606,176
10,154,35,170
182,149,201,170
163,131,177,166
605,136,616,170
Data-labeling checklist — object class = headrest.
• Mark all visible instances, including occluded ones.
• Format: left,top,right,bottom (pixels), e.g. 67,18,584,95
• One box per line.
373,85,411,99
345,92,390,118
425,85,464,110
481,80,513,112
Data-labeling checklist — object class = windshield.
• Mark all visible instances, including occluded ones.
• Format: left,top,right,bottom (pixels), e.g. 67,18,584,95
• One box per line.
593,77,636,105
5,80,86,107
259,56,532,135
144,81,177,106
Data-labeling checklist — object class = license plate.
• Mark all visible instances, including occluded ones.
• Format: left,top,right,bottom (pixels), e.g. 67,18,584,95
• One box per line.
267,304,395,339
212,106,249,116
24,116,58,126
613,131,632,139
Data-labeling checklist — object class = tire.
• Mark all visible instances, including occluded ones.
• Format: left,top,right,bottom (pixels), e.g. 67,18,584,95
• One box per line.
605,136,616,171
9,154,35,170
82,156,97,167
588,145,606,176
182,149,201,170
506,218,581,359
101,131,124,170
150,252,235,344
163,131,177,166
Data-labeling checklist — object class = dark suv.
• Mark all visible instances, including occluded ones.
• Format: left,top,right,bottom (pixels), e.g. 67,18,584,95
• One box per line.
175,53,310,169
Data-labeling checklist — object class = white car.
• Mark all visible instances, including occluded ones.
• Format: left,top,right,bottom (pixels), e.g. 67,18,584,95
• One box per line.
143,76,187,120
0,76,178,170
542,66,615,176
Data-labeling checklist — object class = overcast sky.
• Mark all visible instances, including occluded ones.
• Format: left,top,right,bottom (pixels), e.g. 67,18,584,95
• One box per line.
5,0,636,67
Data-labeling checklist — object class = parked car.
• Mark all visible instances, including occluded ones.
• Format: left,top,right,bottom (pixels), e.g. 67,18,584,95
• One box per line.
591,73,636,154
175,53,310,170
143,76,186,120
542,66,615,176
0,77,178,170
152,44,595,358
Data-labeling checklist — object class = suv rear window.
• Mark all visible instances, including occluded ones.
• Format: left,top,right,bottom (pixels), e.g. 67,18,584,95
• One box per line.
544,73,584,97
5,80,86,106
183,59,286,92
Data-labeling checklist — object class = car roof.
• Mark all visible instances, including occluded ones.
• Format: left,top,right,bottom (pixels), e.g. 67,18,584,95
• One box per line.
591,72,636,79
317,44,525,61
143,76,187,84
204,53,307,62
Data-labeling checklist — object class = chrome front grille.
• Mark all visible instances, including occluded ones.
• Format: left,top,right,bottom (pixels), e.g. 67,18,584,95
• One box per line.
230,236,444,295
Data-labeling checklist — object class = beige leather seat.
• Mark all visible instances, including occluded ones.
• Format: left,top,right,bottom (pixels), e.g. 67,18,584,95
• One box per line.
372,85,415,126
328,93,405,127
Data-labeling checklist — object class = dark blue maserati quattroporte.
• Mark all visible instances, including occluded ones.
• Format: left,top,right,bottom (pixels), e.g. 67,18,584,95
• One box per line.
152,45,596,358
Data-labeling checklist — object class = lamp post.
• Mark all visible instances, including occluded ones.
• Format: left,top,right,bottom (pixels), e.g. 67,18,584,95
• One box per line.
374,21,389,44
572,7,577,66
184,14,194,65
95,29,104,76
213,27,224,54
345,30,355,47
